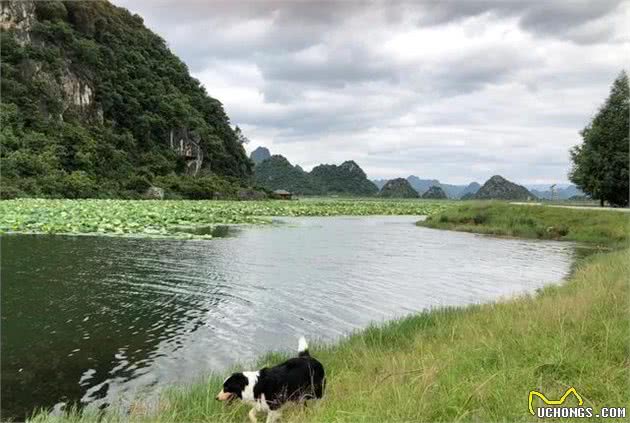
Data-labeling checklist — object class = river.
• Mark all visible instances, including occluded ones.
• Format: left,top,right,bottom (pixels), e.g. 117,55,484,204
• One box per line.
1,216,576,419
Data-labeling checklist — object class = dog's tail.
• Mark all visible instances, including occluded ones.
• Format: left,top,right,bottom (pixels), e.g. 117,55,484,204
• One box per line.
298,336,309,357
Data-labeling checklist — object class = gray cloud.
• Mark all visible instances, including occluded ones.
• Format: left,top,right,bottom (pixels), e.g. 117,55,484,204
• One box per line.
416,0,626,44
113,0,628,184
517,0,624,43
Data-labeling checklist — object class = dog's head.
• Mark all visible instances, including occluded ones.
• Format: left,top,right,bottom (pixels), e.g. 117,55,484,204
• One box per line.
216,372,249,402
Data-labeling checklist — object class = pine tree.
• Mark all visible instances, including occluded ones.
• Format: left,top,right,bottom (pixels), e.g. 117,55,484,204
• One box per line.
569,71,629,207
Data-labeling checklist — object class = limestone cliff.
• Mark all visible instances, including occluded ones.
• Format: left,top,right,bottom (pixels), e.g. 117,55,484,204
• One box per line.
1,0,251,198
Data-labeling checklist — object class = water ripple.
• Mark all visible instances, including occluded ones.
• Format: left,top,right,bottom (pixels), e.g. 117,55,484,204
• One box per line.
1,216,576,419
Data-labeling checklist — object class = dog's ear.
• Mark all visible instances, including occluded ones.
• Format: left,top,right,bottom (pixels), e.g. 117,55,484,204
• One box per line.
259,367,268,377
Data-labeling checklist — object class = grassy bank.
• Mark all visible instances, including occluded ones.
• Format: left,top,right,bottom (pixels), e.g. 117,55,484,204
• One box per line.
0,198,450,238
30,203,629,422
418,201,629,245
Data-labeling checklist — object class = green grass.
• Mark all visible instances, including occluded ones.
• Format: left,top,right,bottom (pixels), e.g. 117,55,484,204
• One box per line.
30,248,630,423
0,198,452,238
418,201,629,245
27,201,630,422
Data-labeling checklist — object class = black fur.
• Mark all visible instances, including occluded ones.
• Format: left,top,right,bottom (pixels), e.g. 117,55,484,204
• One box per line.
254,355,325,410
222,354,325,411
222,372,249,399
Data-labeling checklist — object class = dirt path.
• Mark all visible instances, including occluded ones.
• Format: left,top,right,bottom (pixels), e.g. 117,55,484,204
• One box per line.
510,202,630,213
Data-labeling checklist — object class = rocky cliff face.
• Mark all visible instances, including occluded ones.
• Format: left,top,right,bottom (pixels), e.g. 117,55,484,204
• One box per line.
1,0,251,198
0,1,35,44
2,1,101,121
474,175,536,200
378,178,419,198
61,71,94,109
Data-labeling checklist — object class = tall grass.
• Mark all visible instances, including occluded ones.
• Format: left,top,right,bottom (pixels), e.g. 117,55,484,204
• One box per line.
418,201,629,245
30,203,630,422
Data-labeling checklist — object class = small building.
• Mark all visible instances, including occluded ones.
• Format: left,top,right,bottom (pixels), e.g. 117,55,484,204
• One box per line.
272,189,293,200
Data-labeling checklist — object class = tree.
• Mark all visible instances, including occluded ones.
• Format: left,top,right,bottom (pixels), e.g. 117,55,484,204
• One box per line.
234,125,249,145
569,71,629,207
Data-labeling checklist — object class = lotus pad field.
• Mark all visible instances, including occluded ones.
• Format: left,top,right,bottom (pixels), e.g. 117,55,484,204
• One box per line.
0,198,452,238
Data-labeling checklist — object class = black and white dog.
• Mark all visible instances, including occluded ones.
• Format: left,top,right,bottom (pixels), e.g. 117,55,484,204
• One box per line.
216,337,325,423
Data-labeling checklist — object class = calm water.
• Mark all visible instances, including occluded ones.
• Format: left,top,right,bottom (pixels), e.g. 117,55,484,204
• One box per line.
1,216,576,419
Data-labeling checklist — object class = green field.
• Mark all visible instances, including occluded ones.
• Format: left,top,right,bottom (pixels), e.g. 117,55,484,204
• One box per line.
418,201,629,245
0,198,451,238
29,203,630,422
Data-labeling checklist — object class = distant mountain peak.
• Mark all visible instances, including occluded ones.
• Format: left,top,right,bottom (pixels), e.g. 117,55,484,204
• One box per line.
378,178,419,198
373,176,480,198
422,185,447,199
340,160,359,171
250,146,271,165
488,175,507,183
474,175,535,200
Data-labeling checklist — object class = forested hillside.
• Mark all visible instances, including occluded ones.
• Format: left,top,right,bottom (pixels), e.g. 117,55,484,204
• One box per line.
253,155,318,195
252,153,377,196
310,161,378,195
0,0,252,199
378,178,419,198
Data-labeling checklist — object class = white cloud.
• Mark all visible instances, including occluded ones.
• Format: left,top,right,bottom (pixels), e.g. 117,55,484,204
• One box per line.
113,0,628,185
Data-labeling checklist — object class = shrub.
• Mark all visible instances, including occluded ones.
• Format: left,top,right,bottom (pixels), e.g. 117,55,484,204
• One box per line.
472,213,487,224
61,171,97,198
154,174,241,200
0,180,23,199
124,176,152,193
34,1,68,22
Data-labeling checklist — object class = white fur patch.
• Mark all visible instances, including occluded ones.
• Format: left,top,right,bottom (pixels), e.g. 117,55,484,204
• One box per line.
298,336,308,353
240,371,259,403
257,393,270,412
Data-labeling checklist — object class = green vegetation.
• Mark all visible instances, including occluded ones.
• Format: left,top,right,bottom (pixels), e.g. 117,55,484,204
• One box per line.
0,198,451,237
378,178,419,198
1,1,251,200
473,175,535,200
309,161,378,196
253,155,318,195
418,202,629,244
252,155,378,196
569,71,629,207
30,204,630,422
421,185,447,199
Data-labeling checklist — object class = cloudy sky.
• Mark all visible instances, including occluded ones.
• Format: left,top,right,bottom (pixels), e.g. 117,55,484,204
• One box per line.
114,0,628,185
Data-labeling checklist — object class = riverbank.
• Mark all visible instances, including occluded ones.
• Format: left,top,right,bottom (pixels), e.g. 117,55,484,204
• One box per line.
29,203,629,422
418,201,629,245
